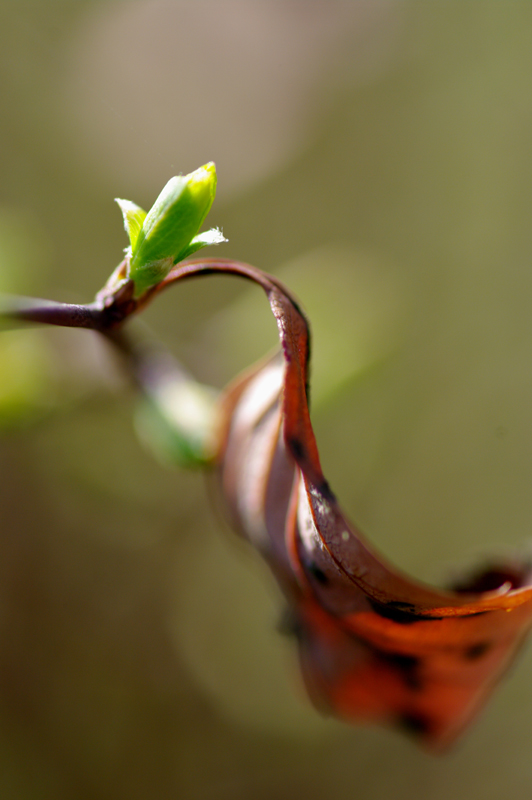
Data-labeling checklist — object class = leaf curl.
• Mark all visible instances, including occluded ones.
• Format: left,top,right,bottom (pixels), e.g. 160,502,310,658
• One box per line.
149,258,532,749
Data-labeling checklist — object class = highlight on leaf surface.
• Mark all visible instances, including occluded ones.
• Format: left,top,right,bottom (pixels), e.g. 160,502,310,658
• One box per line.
150,258,532,751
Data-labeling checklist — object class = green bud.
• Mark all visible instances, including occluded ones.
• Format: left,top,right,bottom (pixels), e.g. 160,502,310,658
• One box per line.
118,162,224,296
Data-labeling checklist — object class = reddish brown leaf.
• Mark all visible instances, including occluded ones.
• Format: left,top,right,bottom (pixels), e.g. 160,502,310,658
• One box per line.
158,258,532,750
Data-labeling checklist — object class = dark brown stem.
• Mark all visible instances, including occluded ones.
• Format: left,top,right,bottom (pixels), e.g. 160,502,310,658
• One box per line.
0,259,316,474
0,259,137,332
0,295,103,329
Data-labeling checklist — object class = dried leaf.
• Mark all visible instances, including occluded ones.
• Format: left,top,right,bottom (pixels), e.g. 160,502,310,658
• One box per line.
157,259,532,750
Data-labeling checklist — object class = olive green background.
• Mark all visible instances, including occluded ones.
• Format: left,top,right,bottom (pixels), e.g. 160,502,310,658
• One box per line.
1,2,532,798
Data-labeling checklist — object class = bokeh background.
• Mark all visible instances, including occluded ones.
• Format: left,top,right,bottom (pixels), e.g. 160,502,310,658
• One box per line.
2,1,532,797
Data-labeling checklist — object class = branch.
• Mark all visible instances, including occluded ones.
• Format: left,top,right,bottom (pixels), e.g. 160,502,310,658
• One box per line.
0,295,101,329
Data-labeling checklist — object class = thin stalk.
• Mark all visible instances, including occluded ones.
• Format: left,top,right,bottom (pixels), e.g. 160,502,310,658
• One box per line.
0,295,102,329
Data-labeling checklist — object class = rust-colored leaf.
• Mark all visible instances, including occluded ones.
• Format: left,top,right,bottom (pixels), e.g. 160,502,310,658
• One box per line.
158,258,532,750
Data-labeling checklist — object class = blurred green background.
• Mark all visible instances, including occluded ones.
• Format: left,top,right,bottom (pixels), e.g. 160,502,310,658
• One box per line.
2,1,532,797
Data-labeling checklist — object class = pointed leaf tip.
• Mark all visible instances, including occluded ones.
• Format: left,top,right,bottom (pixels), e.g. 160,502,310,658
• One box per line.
115,198,147,252
179,228,228,260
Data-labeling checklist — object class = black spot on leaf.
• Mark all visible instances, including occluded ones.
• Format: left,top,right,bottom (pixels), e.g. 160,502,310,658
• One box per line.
398,712,431,737
464,641,491,660
368,599,444,625
380,652,423,691
307,562,329,585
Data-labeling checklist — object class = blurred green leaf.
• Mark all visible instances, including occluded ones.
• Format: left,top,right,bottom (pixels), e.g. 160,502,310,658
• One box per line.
135,374,219,468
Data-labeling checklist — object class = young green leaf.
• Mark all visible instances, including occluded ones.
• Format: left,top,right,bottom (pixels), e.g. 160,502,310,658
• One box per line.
115,199,147,253
129,162,220,295
178,228,227,261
